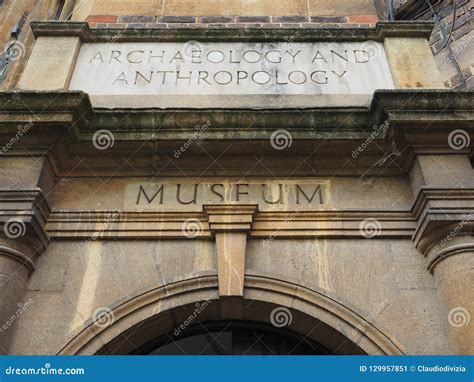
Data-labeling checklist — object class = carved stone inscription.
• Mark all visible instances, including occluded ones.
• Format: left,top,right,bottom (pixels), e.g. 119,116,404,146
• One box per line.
70,42,394,96
124,181,330,211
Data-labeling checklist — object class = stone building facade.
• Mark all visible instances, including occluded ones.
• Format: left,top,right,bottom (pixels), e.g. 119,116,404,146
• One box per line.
0,0,473,355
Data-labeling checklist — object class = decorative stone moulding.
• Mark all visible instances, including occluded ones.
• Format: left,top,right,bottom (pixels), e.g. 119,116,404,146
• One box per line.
29,21,435,42
411,188,474,272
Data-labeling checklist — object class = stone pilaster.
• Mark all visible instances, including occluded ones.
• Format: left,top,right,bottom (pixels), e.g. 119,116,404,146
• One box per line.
0,189,50,353
0,237,37,353
414,222,474,354
411,154,474,354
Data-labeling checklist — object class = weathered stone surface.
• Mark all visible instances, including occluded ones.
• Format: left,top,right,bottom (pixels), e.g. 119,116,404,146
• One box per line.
17,37,80,90
163,0,309,16
2,12,474,358
215,232,247,296
308,0,377,16
246,238,451,354
72,0,164,20
384,37,445,88
434,251,474,354
70,0,379,19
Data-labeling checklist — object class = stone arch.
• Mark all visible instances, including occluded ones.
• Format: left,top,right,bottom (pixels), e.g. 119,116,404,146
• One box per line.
58,272,405,355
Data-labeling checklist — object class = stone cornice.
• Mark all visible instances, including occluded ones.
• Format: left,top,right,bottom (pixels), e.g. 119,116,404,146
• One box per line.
0,90,472,140
0,188,51,254
29,21,435,43
411,187,474,257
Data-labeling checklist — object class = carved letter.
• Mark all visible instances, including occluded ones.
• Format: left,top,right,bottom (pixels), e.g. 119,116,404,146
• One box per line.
134,71,153,85
286,50,301,63
354,50,370,63
214,71,233,85
331,50,348,63
312,51,328,63
89,52,104,63
331,70,347,84
265,50,282,64
229,50,241,64
109,50,121,63
310,71,328,85
235,184,249,202
296,185,323,204
262,184,283,204
136,185,164,205
113,72,128,85
148,50,165,63
198,71,211,85
288,71,307,85
192,50,203,63
211,184,225,202
275,71,288,85
176,71,193,84
177,184,198,205
127,50,145,64
169,50,184,63
237,71,248,84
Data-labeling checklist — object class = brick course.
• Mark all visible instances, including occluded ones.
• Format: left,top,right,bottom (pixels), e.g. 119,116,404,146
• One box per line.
86,13,379,29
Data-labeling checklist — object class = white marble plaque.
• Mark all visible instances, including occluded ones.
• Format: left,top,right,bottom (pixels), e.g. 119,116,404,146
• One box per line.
69,41,395,108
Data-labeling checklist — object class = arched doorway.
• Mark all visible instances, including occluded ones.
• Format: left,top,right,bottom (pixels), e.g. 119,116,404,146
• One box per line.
132,321,336,355
59,274,404,355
